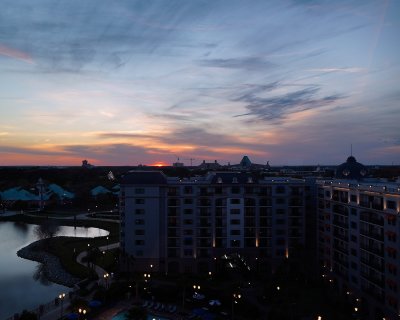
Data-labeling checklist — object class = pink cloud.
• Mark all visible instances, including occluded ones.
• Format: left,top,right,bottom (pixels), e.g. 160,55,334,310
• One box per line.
0,44,34,64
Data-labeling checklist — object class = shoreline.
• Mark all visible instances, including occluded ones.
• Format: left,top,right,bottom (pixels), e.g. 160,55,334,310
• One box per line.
17,239,81,288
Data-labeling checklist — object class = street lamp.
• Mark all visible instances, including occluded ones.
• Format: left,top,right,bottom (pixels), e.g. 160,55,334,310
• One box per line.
103,273,110,288
193,284,201,293
78,308,87,320
232,292,241,320
58,293,66,317
106,236,109,250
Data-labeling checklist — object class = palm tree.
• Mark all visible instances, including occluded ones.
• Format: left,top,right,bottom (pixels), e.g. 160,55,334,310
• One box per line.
125,306,147,320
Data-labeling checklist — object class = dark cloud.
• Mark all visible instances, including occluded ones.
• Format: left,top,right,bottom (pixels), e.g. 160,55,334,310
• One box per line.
234,86,343,122
0,146,66,156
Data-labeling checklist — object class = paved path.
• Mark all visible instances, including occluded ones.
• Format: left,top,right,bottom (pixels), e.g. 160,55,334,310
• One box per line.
76,242,120,287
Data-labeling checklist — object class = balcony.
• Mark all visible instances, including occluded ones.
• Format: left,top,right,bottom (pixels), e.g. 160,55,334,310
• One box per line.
289,199,303,206
360,242,384,257
360,228,384,242
360,256,384,272
333,218,348,229
361,271,385,288
361,285,384,302
333,230,348,241
333,244,349,255
360,212,384,226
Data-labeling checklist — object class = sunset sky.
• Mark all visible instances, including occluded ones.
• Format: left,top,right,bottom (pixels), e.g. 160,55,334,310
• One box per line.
0,0,399,166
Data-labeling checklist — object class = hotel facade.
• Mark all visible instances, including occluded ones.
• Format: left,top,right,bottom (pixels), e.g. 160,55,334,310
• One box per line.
120,171,307,274
317,180,400,319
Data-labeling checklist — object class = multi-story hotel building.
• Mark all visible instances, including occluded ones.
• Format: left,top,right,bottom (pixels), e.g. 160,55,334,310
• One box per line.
317,179,400,319
120,171,306,274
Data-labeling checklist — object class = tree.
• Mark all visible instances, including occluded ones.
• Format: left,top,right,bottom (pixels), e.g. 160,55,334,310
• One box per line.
35,220,60,240
19,310,37,320
125,306,147,320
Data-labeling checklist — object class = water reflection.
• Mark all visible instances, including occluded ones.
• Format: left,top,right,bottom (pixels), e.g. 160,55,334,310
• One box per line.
12,221,29,240
0,221,109,319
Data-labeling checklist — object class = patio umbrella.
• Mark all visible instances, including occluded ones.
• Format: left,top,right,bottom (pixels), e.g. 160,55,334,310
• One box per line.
208,300,221,306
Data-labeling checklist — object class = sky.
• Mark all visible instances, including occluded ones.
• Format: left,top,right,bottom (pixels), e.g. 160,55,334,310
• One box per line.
0,0,399,166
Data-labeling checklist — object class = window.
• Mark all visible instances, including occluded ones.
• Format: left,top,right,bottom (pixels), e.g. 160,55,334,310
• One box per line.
350,195,357,202
276,209,285,215
184,198,193,204
351,208,357,216
325,191,331,198
183,229,193,235
351,235,357,242
183,219,193,225
276,186,285,194
184,186,193,194
184,209,192,215
351,248,357,256
276,219,285,225
135,209,145,215
276,229,285,235
230,198,241,204
230,229,241,235
184,237,193,245
276,238,285,245
351,222,357,229
184,249,193,256
230,240,240,247
230,219,240,225
135,188,145,194
388,248,397,259
136,250,143,256
231,186,240,194
135,199,145,204
387,200,397,210
135,229,145,235
351,262,358,270
230,209,240,215
135,219,145,225
276,198,285,204
135,240,145,245
388,216,396,226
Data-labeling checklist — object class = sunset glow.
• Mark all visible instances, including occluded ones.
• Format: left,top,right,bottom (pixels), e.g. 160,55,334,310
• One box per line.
0,1,399,166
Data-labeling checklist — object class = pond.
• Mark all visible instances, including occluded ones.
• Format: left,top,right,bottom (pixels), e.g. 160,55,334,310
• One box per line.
0,221,109,319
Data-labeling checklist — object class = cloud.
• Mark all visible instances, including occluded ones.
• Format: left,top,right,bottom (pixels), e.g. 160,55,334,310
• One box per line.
234,86,343,123
0,44,34,64
197,57,275,70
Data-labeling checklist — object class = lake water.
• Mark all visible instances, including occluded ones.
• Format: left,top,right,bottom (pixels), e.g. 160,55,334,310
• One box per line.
0,221,109,319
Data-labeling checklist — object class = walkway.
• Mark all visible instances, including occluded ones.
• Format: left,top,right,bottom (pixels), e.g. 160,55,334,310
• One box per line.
76,242,120,287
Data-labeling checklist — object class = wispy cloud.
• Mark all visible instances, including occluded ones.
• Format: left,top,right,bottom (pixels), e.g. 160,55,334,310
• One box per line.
0,44,34,64
234,86,343,123
197,57,275,70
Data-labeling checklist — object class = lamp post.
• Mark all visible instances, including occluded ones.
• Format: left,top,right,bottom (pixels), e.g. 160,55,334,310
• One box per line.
193,284,201,294
78,308,87,320
232,292,241,320
103,273,110,289
106,236,109,250
58,293,66,317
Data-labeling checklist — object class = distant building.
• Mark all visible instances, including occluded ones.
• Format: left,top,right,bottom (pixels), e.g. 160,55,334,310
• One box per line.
119,171,306,274
82,160,94,168
335,155,367,180
198,160,221,170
